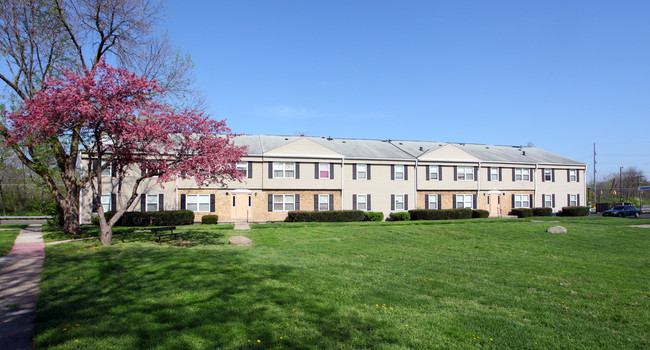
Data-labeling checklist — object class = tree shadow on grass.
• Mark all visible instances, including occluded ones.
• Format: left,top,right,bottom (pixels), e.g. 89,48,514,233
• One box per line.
34,245,401,349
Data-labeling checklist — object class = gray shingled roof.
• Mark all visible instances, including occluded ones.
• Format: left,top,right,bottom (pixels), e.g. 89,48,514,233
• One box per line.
233,135,584,166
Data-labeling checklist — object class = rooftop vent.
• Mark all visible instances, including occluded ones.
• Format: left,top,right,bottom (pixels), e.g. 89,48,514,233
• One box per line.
522,151,526,156
327,136,333,141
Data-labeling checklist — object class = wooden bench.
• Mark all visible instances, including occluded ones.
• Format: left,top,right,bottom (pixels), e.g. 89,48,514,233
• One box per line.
151,226,183,242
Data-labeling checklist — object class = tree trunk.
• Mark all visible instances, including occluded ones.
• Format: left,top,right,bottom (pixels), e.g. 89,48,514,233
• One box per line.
99,218,112,246
60,181,81,235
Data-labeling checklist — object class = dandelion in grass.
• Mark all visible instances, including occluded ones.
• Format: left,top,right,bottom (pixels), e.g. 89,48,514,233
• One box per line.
76,324,80,327
280,337,283,340
257,340,261,343
74,339,79,343
292,308,296,312
63,328,67,332
490,338,493,341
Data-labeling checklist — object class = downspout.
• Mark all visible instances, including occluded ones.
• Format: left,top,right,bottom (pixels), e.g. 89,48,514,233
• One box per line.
477,161,481,209
341,157,345,210
175,178,178,210
414,158,418,210
534,163,539,207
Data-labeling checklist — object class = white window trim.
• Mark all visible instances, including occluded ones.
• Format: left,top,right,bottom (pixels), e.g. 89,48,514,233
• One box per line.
515,168,530,181
544,169,552,181
395,164,404,180
514,194,530,208
146,194,159,212
569,169,577,182
273,194,295,211
457,166,474,181
543,194,553,208
429,166,439,180
318,194,330,211
490,167,499,181
236,162,248,177
101,194,111,212
356,164,367,180
319,163,330,179
569,194,578,206
394,194,404,210
455,194,473,209
186,194,211,212
101,163,111,177
356,194,367,211
428,195,438,209
273,162,295,178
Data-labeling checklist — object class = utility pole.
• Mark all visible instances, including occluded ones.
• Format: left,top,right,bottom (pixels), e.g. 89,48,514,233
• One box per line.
620,167,624,204
593,143,597,205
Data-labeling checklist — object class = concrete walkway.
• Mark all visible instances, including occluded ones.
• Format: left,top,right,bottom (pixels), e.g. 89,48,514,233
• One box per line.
0,224,45,350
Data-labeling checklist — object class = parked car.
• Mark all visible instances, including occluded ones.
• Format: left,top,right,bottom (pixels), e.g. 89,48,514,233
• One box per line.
602,205,642,217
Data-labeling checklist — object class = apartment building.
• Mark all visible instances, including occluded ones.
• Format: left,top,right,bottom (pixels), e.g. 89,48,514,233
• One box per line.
80,135,587,224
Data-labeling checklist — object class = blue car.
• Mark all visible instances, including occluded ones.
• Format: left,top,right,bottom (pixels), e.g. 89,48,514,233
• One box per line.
602,205,642,217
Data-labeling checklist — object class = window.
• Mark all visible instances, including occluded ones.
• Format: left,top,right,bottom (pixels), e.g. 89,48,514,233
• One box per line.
356,164,367,179
186,194,211,212
514,168,530,181
568,169,577,182
429,166,439,180
236,162,248,177
146,194,159,212
514,194,530,208
457,166,474,181
569,194,577,206
356,194,367,211
101,163,111,177
318,194,330,211
394,165,404,180
101,194,111,212
394,194,404,210
490,167,499,181
544,194,553,208
273,194,295,211
544,169,553,181
273,162,295,178
428,195,438,209
455,194,473,209
319,163,330,179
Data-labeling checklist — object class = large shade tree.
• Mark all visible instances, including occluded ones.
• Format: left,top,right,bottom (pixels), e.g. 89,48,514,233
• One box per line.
4,62,246,245
0,0,196,234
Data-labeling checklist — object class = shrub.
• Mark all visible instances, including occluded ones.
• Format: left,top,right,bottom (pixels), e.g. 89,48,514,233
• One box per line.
91,216,100,226
388,212,410,221
285,210,365,222
472,209,489,218
533,207,552,217
558,206,589,216
45,202,64,227
510,208,534,218
104,210,195,226
201,215,219,224
364,211,384,222
408,209,472,220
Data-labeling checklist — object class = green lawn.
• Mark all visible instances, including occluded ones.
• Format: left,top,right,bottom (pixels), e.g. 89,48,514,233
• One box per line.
0,223,27,256
34,217,650,349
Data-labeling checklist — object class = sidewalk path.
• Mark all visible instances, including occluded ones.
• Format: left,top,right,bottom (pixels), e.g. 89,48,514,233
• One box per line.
0,224,45,350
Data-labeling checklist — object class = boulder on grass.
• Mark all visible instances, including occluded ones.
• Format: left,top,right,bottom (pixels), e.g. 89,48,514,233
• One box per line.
229,236,252,246
547,226,568,234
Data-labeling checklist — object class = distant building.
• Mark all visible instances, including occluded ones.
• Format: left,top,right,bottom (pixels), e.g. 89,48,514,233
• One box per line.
81,135,586,223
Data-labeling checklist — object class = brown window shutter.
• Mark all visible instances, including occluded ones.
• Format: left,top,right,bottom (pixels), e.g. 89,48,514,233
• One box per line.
180,194,186,210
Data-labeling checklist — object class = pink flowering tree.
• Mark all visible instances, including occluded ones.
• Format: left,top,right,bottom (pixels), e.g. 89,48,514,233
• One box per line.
4,61,246,245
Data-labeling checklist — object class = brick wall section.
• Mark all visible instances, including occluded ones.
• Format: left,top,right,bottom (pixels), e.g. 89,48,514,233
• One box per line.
265,190,342,222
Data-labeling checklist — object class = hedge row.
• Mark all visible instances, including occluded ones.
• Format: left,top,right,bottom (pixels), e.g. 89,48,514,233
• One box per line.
558,206,590,216
201,215,219,224
364,212,384,221
408,209,473,220
285,210,365,222
100,210,195,226
510,207,554,218
388,212,410,221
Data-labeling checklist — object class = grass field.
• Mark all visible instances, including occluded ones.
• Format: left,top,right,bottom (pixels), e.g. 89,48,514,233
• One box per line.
0,223,28,256
34,217,649,349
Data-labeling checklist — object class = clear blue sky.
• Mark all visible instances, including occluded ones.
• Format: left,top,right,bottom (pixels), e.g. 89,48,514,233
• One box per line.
165,0,649,181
